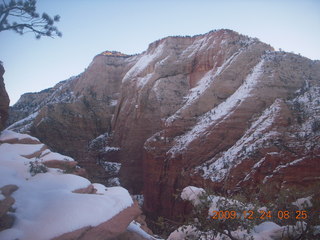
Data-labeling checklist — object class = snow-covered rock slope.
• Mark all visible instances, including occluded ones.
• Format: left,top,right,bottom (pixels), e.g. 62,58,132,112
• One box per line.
0,130,135,240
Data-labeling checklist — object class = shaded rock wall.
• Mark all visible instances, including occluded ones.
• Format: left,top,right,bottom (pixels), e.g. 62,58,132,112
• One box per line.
8,52,136,184
0,63,9,131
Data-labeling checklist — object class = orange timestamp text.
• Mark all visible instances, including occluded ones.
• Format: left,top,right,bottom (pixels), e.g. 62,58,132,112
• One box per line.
212,210,308,220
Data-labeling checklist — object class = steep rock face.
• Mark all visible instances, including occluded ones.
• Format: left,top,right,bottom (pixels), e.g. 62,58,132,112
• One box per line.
111,30,272,193
143,52,320,219
8,30,320,222
7,52,136,184
7,77,79,131
0,63,9,131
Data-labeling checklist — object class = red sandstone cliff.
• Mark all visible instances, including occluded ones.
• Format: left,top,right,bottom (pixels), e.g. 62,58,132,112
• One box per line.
142,50,320,219
8,30,320,222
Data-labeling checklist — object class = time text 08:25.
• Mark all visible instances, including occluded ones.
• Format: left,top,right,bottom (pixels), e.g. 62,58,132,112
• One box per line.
212,210,308,220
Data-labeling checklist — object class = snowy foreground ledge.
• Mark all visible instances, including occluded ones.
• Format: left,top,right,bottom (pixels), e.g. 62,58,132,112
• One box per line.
0,130,137,240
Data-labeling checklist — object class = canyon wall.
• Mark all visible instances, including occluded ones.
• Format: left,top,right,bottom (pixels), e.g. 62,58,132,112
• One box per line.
8,30,320,220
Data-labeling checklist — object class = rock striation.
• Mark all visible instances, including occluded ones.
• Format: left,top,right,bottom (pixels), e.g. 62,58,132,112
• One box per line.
143,49,320,219
8,29,320,222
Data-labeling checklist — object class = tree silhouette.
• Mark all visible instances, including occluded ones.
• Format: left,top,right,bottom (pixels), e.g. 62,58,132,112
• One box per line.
0,0,61,38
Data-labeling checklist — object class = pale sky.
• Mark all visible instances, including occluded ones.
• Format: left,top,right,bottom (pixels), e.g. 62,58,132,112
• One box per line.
1,0,319,105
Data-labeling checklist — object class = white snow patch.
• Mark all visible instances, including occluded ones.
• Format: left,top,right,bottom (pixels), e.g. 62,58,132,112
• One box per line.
167,225,199,240
262,175,273,184
104,146,120,152
197,98,283,182
0,142,45,159
292,196,313,209
253,157,266,169
181,186,205,206
41,151,74,162
168,59,265,157
128,221,160,240
110,99,118,106
253,221,281,233
91,183,107,194
166,50,244,125
0,130,39,142
6,112,39,132
123,43,164,84
263,157,307,184
242,157,267,182
0,132,133,240
93,134,106,141
250,221,285,239
268,152,279,156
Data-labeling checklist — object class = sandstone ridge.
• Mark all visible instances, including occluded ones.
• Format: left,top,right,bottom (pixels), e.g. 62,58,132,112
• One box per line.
8,29,320,221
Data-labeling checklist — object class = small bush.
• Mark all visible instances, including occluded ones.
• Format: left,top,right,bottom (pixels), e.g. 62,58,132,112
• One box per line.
29,160,48,176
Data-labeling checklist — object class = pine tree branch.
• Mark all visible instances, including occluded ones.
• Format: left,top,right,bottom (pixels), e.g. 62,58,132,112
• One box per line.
0,0,61,38
0,22,53,37
0,8,10,26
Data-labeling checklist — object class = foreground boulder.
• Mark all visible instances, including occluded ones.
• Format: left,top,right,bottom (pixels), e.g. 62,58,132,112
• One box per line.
53,201,143,240
0,185,18,231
